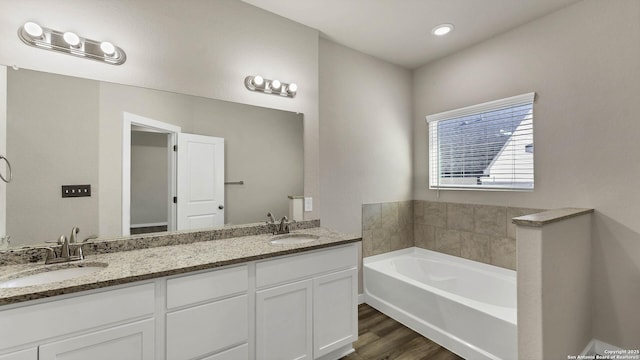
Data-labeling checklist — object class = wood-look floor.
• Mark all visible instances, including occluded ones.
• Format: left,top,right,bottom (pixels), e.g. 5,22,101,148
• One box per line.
342,304,464,360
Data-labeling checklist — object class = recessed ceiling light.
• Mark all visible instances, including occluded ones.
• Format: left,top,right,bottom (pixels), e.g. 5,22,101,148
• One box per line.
432,24,454,36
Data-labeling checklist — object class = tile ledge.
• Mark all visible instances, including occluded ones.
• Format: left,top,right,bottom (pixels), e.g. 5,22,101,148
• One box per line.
512,208,594,227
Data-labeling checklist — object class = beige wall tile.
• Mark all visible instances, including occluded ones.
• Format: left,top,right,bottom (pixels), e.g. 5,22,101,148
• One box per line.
414,200,425,224
474,205,507,237
447,203,474,232
491,237,516,270
507,207,544,239
362,203,382,231
436,228,461,256
372,228,392,255
424,201,447,228
399,224,414,249
461,233,491,264
398,201,414,226
362,230,374,257
414,223,436,250
381,202,399,230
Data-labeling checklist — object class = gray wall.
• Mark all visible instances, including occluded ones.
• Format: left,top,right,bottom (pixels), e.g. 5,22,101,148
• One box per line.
0,0,320,221
191,97,303,225
413,0,640,348
99,81,302,230
130,131,168,226
319,39,413,235
7,69,99,244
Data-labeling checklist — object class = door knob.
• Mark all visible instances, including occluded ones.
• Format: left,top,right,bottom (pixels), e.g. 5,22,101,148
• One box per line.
218,205,224,210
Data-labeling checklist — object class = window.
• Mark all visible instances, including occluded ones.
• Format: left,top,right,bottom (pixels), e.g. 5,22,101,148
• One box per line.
427,92,535,191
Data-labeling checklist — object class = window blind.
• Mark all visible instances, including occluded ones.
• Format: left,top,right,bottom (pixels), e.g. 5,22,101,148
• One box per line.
427,92,535,191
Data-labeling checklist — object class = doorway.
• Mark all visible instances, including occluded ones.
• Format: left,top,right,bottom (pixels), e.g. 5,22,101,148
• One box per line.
122,112,180,236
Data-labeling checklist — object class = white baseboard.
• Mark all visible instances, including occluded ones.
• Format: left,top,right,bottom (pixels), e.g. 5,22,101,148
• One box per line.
581,339,624,356
357,293,365,305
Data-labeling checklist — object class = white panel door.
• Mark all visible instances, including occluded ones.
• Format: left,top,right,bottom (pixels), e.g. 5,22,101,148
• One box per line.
177,133,224,230
38,319,154,360
313,268,358,358
256,280,313,360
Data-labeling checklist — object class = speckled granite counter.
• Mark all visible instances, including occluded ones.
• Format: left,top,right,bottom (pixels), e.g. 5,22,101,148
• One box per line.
0,227,360,306
512,208,594,227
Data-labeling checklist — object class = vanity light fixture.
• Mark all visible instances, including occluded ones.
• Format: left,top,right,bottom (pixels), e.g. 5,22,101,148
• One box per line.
18,21,126,65
244,75,297,98
432,23,454,36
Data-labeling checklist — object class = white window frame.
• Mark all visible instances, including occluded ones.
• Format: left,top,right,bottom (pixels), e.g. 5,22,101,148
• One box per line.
426,92,536,191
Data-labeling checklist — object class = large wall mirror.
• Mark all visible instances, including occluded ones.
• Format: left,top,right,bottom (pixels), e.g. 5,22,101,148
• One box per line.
4,68,304,247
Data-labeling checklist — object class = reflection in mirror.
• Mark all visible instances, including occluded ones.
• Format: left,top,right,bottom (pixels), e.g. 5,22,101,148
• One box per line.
5,68,303,247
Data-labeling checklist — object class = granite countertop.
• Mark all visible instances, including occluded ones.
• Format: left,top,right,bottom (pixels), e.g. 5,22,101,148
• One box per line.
512,208,594,227
0,227,360,306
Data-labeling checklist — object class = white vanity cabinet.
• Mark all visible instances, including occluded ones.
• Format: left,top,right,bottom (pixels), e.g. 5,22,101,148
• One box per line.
0,348,37,360
0,242,359,360
165,265,250,360
256,279,314,359
38,319,155,360
255,244,358,360
0,283,156,360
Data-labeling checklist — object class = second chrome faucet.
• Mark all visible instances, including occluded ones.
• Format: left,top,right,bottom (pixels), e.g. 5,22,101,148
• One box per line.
266,212,293,235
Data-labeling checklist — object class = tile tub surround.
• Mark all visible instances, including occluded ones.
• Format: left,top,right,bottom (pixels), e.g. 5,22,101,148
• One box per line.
362,201,414,257
414,201,544,270
0,226,359,305
0,220,321,266
362,200,543,270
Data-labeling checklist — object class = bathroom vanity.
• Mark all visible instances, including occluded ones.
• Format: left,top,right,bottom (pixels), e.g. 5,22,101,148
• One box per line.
0,227,360,360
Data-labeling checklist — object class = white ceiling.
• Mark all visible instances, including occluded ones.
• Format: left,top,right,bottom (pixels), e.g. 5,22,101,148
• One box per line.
241,0,581,69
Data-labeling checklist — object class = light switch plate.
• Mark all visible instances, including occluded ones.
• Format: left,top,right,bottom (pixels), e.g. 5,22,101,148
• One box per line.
62,185,91,198
304,197,312,212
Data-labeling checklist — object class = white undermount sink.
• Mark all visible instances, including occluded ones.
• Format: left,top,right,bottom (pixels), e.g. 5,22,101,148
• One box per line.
0,262,108,289
269,233,320,245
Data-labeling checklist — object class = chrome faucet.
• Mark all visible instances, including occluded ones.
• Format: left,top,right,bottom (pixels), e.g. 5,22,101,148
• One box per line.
266,212,276,224
45,227,93,264
266,213,292,235
278,216,290,234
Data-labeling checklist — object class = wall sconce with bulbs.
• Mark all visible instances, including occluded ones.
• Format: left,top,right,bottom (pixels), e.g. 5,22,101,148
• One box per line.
245,75,297,98
18,22,126,65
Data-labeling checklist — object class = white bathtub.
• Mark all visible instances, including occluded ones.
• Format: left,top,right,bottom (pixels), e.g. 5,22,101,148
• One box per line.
364,247,516,360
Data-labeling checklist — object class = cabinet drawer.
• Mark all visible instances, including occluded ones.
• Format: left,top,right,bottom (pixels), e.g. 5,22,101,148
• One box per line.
39,319,155,360
201,344,249,360
167,265,248,309
256,244,357,288
166,294,248,360
0,348,37,360
0,283,155,349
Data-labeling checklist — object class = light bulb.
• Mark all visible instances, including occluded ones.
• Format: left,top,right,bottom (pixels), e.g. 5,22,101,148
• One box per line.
288,83,298,93
23,22,43,38
271,80,281,90
432,24,454,36
63,32,80,47
253,75,264,87
100,41,116,56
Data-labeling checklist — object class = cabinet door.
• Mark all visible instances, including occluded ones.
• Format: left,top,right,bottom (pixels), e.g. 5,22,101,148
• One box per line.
39,319,154,360
313,268,358,358
166,295,248,360
256,279,313,360
0,348,37,360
